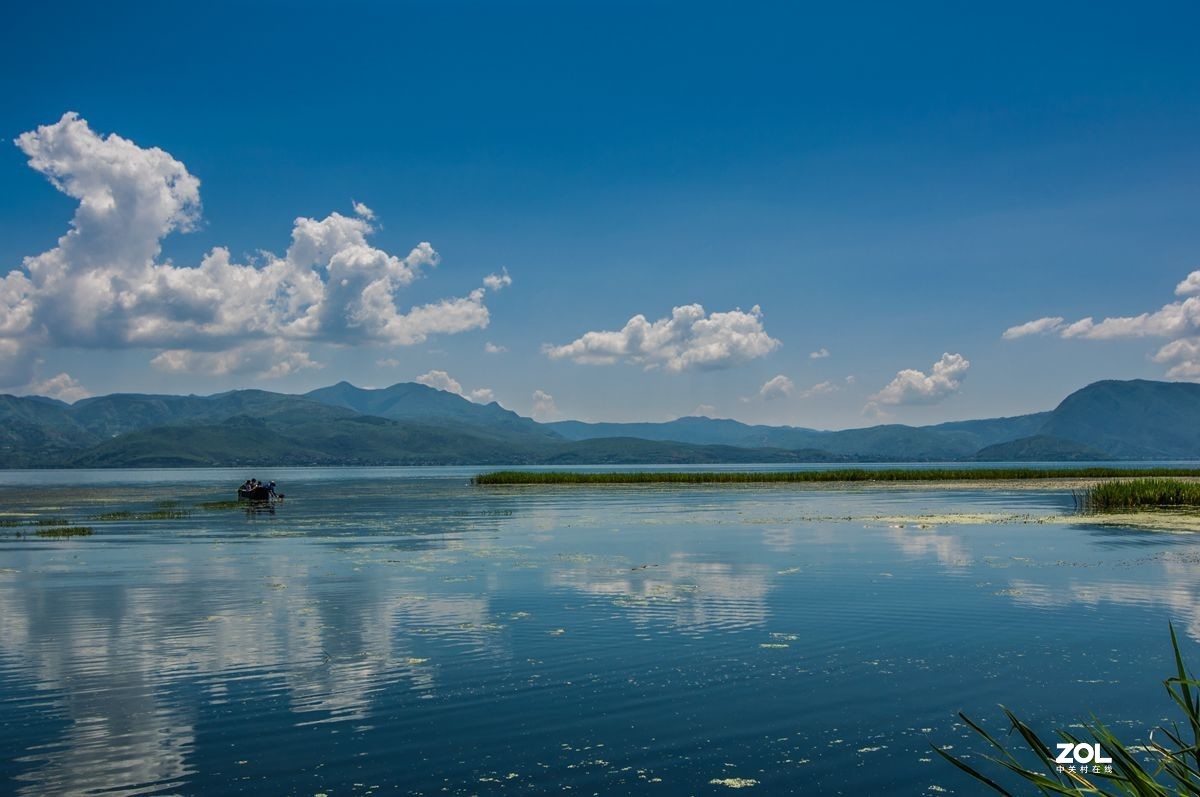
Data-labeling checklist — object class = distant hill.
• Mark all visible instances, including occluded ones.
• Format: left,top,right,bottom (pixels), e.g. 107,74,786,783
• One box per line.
1038,380,1200,459
971,435,1108,462
69,414,551,467
546,380,1200,462
0,394,97,466
70,390,356,437
305,381,561,442
1,378,1198,467
540,438,848,466
548,412,1051,460
547,417,822,448
65,419,849,468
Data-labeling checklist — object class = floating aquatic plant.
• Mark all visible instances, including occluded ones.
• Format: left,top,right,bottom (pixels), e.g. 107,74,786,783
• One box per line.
196,501,244,510
33,526,93,538
95,509,190,521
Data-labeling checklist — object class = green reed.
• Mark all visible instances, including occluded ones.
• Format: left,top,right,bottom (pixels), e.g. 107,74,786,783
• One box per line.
1079,479,1200,511
937,624,1200,795
474,468,1200,486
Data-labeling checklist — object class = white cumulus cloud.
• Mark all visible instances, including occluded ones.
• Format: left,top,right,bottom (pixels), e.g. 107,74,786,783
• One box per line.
531,389,559,420
869,352,970,407
1177,270,1200,296
150,340,320,379
483,268,512,291
414,369,494,404
758,374,794,400
1002,268,1200,380
1002,316,1065,340
809,347,830,359
1152,338,1200,380
543,304,779,372
415,369,464,394
23,372,90,403
484,342,507,354
799,380,839,398
0,113,507,386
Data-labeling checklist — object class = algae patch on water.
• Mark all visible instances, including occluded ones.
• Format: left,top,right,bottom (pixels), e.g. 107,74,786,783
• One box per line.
196,500,244,510
862,510,1200,533
95,509,190,521
1069,510,1200,533
870,512,1052,527
33,526,93,538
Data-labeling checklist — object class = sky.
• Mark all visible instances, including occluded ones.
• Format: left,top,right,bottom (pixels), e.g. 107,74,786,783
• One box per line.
1,0,1199,429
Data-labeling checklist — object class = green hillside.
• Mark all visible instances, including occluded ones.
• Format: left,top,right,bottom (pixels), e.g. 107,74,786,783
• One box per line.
549,411,1054,459
1038,379,1200,458
971,435,1108,462
305,381,560,441
65,418,845,468
1,378,1198,467
69,414,545,467
0,395,97,466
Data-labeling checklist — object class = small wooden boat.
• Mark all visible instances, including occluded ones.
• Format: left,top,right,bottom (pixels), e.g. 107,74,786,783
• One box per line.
237,485,275,501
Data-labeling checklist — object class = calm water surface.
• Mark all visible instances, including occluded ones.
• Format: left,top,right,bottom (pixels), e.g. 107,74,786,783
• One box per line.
1,467,1197,795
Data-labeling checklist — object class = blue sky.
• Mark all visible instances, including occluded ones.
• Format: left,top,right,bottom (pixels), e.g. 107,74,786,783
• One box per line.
2,1,1199,428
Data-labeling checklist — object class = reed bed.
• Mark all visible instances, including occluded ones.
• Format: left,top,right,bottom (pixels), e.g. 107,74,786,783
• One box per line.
1079,478,1200,511
474,468,1200,486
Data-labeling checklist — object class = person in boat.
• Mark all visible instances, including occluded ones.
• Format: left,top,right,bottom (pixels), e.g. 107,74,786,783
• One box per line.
267,481,278,498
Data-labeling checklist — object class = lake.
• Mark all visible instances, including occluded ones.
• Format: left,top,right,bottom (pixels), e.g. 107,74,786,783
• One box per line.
1,466,1196,795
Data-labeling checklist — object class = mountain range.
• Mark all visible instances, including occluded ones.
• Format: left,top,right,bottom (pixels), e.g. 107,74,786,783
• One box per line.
0,378,1196,468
